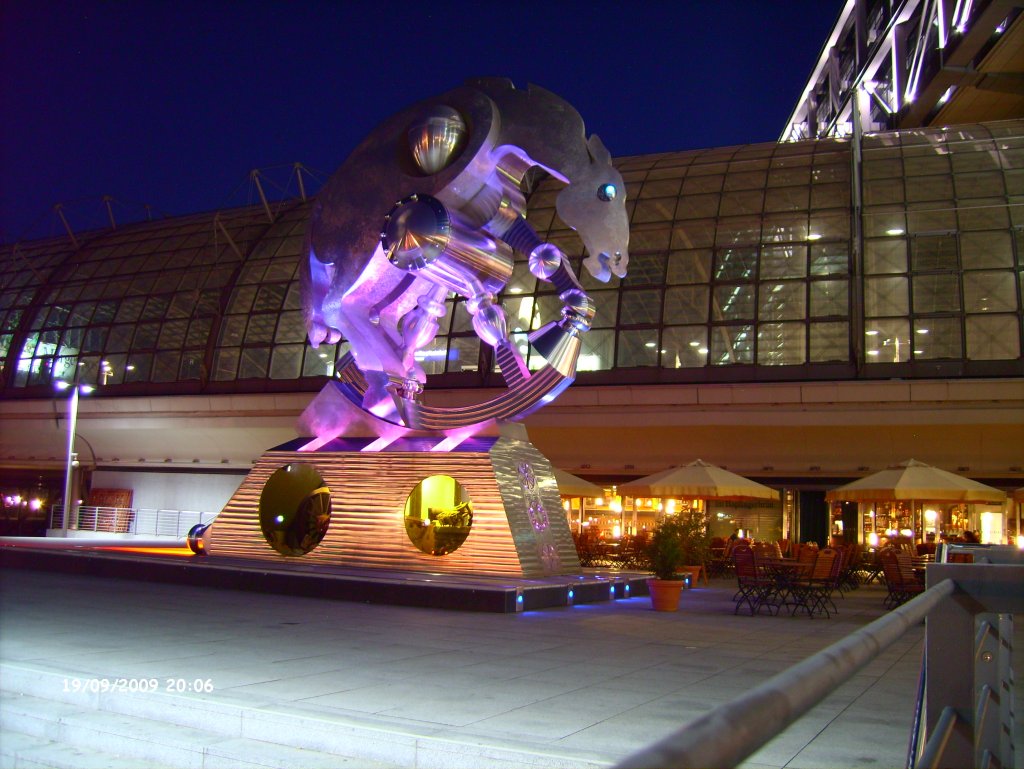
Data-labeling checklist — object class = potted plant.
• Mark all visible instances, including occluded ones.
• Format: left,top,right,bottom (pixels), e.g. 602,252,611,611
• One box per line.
644,512,712,611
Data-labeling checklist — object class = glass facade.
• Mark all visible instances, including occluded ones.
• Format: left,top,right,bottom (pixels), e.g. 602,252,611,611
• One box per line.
861,123,1024,363
1,120,1022,398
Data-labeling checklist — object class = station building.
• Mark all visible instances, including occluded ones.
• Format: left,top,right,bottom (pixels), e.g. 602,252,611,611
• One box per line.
1,0,1022,545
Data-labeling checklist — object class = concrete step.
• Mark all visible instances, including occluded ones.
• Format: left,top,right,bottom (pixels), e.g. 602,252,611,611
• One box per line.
0,662,610,769
0,691,381,769
1,727,165,769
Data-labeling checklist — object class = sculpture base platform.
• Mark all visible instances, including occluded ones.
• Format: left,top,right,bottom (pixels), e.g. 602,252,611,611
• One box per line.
205,423,583,579
0,545,648,613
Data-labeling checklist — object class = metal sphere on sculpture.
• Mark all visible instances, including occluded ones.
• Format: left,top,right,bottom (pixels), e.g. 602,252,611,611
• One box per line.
408,105,467,174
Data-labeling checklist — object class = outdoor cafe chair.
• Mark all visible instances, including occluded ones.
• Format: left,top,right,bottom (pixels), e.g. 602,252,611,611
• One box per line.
784,547,838,618
812,546,846,617
879,549,924,609
731,545,778,616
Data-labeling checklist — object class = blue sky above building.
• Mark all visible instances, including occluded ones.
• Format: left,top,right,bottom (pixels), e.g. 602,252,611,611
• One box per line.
0,0,843,243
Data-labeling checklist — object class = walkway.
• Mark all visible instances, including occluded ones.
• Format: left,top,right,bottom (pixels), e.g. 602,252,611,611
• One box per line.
1,567,928,768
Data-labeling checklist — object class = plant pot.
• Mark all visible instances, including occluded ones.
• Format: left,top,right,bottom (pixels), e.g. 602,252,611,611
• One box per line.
646,577,685,611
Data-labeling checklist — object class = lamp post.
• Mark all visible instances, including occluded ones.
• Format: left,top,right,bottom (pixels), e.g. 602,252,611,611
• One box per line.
55,379,93,537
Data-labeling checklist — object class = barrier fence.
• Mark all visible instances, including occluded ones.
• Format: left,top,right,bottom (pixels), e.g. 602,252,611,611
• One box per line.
49,506,218,538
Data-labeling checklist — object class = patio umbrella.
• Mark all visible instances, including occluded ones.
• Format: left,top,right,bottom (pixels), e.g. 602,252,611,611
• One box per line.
825,459,1006,503
618,459,780,501
552,468,603,498
553,468,604,533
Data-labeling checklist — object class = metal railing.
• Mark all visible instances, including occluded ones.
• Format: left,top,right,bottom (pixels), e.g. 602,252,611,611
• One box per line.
613,562,1022,769
49,505,218,538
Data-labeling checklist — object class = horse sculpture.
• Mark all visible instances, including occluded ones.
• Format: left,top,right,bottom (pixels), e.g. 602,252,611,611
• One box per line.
302,78,629,433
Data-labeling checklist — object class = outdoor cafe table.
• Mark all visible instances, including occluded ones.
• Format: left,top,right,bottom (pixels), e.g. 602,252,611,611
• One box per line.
757,558,811,611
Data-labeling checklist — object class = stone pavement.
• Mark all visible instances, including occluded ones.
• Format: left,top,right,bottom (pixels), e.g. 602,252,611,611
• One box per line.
0,566,933,768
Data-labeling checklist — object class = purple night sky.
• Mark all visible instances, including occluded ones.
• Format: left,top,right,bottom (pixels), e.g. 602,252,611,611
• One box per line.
1,0,843,243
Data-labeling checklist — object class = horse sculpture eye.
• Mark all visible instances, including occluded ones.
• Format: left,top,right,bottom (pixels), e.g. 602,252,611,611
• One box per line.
597,183,617,202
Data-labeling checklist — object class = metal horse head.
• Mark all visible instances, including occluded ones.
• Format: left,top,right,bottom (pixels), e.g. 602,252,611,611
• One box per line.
553,133,629,282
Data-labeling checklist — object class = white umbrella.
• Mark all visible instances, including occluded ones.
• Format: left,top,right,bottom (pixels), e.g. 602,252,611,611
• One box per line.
826,459,1006,503
827,459,1006,545
619,459,779,501
552,468,604,534
553,468,604,498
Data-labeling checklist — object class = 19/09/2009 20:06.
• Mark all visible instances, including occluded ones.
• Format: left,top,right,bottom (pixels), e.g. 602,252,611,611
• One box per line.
62,677,215,693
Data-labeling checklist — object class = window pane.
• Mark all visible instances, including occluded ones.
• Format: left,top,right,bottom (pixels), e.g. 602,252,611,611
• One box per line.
238,347,270,379
577,328,613,371
716,216,762,246
954,171,1005,199
667,250,712,284
675,193,720,219
661,326,707,368
810,280,848,317
763,213,809,243
864,319,910,362
274,311,306,344
672,219,716,249
616,329,659,367
865,239,907,274
664,286,709,323
906,174,952,202
810,243,849,276
865,276,909,316
757,322,805,365
620,289,662,325
759,282,805,320
446,337,480,372
760,245,806,279
126,353,153,382
966,314,1020,360
712,284,755,321
506,261,537,295
589,290,618,328
958,198,1009,230
963,271,1017,313
152,351,180,382
811,182,849,209
809,322,848,362
911,235,958,271
179,352,203,380
912,274,961,313
133,323,160,349
413,338,449,375
245,314,277,344
719,189,764,216
623,253,667,286
960,231,1013,268
270,344,303,379
913,318,961,359
863,206,906,238
764,186,808,213
303,343,340,377
709,325,753,365
714,248,757,280
864,178,904,206
907,201,956,233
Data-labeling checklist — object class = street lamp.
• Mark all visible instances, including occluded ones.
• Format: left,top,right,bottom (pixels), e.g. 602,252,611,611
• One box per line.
55,379,94,537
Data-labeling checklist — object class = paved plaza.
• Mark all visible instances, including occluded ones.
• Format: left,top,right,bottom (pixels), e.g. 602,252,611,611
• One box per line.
0,565,957,768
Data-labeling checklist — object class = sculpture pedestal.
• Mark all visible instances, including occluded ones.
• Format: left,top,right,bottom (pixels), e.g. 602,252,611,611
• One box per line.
205,423,582,578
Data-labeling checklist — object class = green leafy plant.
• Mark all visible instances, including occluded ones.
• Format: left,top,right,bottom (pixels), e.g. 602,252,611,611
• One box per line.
645,512,712,580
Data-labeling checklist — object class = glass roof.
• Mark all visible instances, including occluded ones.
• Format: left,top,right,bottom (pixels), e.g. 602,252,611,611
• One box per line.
1,119,1021,398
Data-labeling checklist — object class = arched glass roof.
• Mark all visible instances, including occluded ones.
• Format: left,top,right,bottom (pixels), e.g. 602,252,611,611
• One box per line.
1,119,1021,398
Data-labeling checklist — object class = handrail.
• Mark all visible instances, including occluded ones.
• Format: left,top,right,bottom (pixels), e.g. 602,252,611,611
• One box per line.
613,579,957,769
